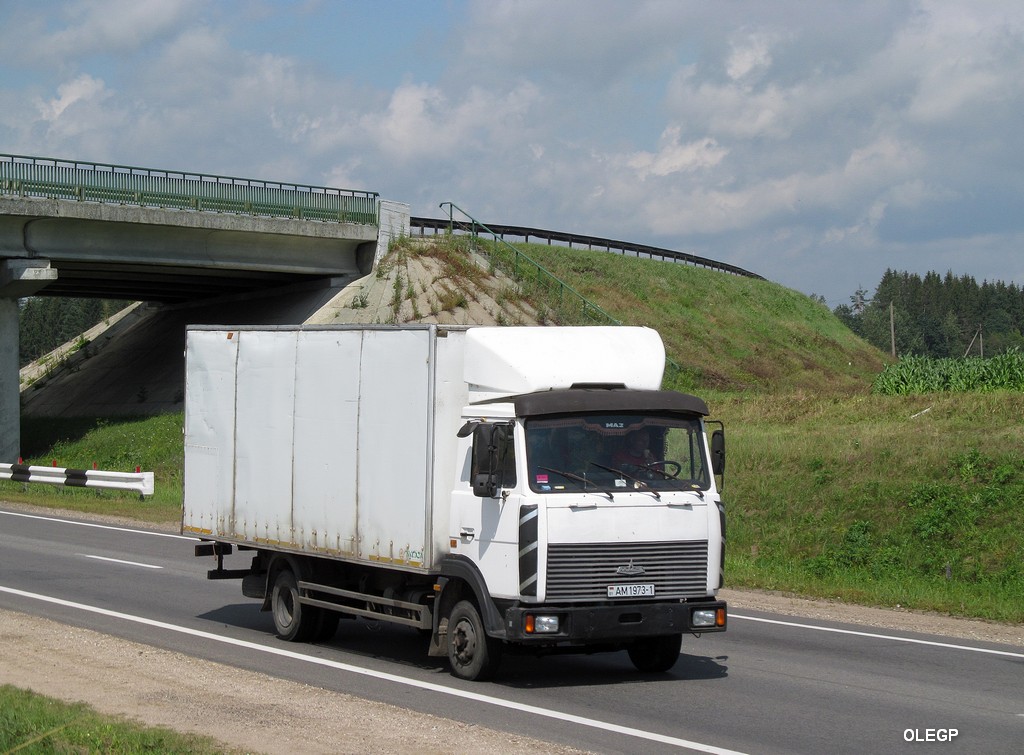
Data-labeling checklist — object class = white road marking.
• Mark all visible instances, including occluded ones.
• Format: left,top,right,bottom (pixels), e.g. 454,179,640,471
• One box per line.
0,509,197,540
731,614,1024,658
0,585,746,755
77,554,163,569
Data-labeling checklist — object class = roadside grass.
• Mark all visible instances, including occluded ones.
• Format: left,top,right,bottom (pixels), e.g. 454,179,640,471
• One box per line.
0,685,241,754
1,413,183,524
716,391,1024,623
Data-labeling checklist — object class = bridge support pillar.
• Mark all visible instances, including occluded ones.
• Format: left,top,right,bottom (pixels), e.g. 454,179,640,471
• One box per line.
1,259,57,462
0,297,19,463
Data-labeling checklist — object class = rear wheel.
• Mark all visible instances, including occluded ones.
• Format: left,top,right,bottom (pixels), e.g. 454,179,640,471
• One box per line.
447,600,502,681
627,634,682,672
271,567,319,642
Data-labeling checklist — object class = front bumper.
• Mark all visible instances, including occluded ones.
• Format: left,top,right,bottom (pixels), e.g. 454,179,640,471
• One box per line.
502,599,727,643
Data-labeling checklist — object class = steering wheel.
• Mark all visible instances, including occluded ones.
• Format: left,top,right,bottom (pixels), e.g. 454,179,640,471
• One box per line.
642,460,682,479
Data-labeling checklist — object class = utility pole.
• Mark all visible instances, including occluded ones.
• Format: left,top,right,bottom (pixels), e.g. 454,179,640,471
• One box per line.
963,325,983,358
890,302,896,358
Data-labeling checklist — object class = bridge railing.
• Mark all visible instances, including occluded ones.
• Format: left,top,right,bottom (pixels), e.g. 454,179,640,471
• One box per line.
0,153,379,225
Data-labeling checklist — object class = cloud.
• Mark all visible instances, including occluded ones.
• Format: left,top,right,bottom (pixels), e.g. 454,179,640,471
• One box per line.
36,74,109,122
725,30,777,82
356,80,541,162
0,0,200,71
626,128,728,180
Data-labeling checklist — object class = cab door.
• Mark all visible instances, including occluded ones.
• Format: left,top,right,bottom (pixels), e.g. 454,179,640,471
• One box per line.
449,422,527,599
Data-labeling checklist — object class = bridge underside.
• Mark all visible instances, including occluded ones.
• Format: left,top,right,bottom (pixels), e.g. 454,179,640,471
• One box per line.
0,200,379,302
0,195,398,462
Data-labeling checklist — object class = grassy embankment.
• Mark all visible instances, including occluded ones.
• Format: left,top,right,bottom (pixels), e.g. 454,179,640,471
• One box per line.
4,236,1023,623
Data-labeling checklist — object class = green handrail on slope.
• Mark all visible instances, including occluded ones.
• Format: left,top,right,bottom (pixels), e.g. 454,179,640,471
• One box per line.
439,202,621,327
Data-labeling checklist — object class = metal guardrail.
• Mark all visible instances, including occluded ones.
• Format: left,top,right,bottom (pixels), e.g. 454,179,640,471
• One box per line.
0,153,379,225
411,217,764,280
1,462,154,496
437,202,621,327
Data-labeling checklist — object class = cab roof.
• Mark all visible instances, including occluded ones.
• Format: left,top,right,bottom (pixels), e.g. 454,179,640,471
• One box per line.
513,388,709,418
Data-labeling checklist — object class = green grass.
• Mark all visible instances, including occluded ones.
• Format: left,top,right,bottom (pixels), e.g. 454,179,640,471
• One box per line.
1,413,183,524
716,391,1024,622
0,685,242,754
514,242,886,394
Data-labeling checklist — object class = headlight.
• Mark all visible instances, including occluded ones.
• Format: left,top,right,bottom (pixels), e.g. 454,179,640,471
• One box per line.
691,608,718,627
525,614,560,633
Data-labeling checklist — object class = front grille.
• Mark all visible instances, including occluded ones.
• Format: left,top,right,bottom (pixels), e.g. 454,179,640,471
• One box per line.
546,540,709,601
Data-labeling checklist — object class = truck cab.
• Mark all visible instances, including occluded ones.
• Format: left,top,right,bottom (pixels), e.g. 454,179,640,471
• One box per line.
439,331,727,680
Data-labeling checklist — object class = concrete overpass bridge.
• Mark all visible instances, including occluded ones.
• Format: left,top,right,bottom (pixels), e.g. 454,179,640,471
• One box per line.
1,153,408,462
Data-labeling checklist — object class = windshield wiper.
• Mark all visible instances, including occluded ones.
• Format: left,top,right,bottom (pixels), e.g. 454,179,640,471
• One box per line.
538,466,614,500
588,462,660,500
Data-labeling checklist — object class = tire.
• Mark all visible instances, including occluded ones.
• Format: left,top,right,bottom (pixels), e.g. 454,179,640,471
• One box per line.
627,634,682,673
446,600,502,681
270,567,318,642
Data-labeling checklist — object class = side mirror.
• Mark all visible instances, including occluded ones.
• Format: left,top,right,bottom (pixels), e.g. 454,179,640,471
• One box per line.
469,423,514,498
472,472,498,498
710,429,726,476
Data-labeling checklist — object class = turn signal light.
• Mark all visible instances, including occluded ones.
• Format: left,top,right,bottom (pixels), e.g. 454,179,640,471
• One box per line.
692,607,727,628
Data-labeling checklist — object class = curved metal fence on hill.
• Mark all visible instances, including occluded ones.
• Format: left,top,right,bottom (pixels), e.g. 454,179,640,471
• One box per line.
411,216,763,280
0,153,379,225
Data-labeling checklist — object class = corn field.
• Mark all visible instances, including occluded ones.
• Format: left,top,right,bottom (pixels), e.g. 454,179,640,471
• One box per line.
872,348,1024,394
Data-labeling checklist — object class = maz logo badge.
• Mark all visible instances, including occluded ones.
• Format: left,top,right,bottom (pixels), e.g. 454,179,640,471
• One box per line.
615,560,646,576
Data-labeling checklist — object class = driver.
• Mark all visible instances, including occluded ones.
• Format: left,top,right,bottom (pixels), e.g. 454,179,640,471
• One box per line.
612,429,655,470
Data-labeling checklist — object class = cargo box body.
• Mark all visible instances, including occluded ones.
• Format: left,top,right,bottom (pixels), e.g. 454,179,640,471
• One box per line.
182,325,468,572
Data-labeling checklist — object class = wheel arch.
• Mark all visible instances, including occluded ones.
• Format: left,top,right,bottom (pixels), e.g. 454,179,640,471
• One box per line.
258,552,310,611
437,555,505,638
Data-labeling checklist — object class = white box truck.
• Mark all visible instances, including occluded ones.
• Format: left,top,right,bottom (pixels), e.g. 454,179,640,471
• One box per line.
183,324,727,680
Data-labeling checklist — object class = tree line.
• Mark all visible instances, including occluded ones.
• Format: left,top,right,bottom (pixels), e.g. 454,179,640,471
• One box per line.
833,269,1024,358
17,297,123,367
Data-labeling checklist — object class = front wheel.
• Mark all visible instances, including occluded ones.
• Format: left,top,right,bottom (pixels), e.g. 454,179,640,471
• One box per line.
447,600,502,681
627,634,682,672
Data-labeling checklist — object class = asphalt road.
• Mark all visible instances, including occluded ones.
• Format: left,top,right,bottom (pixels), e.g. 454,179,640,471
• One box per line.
1,507,1021,754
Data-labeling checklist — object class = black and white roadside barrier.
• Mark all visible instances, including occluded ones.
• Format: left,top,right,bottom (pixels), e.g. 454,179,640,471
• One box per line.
0,463,154,497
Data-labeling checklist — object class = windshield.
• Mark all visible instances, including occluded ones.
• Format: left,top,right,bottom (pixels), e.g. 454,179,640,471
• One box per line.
525,413,710,495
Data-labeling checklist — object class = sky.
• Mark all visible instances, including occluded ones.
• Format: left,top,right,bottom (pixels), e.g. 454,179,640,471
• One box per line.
2,0,1023,307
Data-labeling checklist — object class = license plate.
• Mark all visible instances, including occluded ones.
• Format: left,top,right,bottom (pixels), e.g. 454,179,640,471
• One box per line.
607,583,655,598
